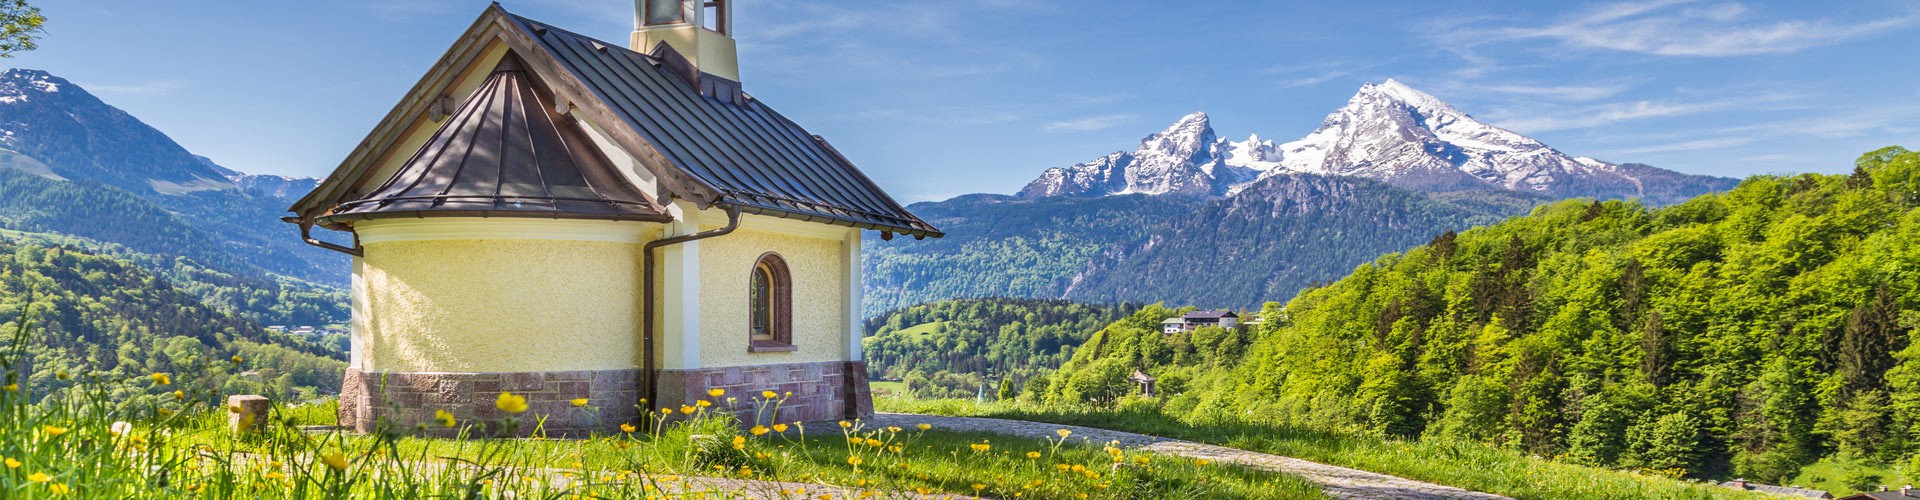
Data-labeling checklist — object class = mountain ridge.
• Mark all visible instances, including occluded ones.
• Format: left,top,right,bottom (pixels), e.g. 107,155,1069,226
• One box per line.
1020,80,1739,205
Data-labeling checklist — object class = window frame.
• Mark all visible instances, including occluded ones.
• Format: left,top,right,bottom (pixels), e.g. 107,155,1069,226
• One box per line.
643,0,686,26
747,252,795,352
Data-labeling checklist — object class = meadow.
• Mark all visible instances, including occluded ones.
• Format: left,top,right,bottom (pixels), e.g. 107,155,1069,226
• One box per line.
0,320,1323,499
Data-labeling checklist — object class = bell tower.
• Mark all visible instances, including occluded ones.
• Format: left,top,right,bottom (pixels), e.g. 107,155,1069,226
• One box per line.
632,0,739,83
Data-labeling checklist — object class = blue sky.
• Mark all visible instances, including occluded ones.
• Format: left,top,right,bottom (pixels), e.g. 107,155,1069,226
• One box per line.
8,0,1918,202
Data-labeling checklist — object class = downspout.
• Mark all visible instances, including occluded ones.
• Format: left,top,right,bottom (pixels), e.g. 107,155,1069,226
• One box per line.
283,217,364,257
641,204,741,420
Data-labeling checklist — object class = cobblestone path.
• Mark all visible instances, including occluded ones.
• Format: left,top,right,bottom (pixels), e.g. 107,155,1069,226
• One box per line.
862,413,1513,500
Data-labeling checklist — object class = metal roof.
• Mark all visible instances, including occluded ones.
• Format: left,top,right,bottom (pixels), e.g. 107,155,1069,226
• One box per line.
1182,310,1239,320
506,14,941,237
320,60,668,224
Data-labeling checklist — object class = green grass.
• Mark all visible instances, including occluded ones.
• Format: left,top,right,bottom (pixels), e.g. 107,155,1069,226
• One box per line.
879,398,1776,500
1789,455,1912,497
0,319,1324,499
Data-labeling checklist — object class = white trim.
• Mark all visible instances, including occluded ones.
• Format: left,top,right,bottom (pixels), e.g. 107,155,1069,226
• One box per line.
843,229,863,361
660,217,702,370
356,218,658,244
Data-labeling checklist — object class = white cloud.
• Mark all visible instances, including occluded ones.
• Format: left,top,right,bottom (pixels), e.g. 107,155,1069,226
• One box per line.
1472,83,1630,102
1483,90,1796,133
1478,0,1915,57
1044,114,1132,133
1611,136,1756,155
78,80,186,96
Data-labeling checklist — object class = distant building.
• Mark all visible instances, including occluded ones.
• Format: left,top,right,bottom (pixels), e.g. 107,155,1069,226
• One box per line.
1841,486,1920,499
1721,479,1832,499
1161,310,1239,333
267,326,287,332
1130,370,1157,398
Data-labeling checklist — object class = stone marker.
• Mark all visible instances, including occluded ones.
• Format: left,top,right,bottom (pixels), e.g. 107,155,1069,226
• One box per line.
227,395,270,433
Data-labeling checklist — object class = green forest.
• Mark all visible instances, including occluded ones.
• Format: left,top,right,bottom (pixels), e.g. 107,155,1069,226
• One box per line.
862,298,1130,399
1027,147,1920,488
0,232,346,406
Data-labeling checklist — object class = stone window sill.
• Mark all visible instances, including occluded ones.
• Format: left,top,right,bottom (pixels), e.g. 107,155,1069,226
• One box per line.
749,340,797,353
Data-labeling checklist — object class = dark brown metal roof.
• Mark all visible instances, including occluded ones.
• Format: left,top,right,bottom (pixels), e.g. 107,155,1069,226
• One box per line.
319,59,668,224
505,15,941,237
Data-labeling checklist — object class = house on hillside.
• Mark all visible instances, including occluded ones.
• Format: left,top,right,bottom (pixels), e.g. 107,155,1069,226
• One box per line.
1721,479,1832,499
1842,486,1920,499
1161,310,1239,333
283,1,940,436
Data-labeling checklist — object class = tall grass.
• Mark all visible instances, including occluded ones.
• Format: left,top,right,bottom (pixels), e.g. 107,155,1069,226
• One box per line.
880,398,1776,500
0,317,1323,499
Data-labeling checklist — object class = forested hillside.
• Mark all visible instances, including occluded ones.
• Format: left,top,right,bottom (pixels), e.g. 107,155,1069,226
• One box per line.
0,233,344,404
865,175,1541,315
863,299,1131,399
1041,146,1920,486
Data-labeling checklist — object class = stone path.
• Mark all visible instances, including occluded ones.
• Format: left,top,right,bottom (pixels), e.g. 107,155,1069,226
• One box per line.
860,413,1513,500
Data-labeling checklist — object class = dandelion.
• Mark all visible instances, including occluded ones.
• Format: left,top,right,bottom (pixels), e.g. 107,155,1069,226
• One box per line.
620,423,637,433
970,442,991,452
1026,451,1042,459
42,425,68,437
762,390,777,399
916,423,932,431
1194,459,1211,466
660,408,672,415
678,405,696,415
28,472,51,482
570,398,589,407
846,456,863,466
705,388,726,398
4,458,18,469
696,399,712,408
495,392,528,413
48,483,70,495
1056,429,1071,438
321,452,348,471
150,373,170,385
838,420,852,429
751,425,770,436
435,410,457,428
773,423,789,433
732,436,747,450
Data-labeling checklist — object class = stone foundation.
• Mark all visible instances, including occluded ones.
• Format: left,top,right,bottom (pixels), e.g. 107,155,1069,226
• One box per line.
339,368,642,437
654,361,872,425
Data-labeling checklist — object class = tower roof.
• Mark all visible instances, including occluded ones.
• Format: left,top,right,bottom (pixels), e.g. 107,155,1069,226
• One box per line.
319,59,668,224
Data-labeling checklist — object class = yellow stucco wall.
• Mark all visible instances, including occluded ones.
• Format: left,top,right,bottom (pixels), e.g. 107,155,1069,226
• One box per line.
697,227,848,367
355,237,649,373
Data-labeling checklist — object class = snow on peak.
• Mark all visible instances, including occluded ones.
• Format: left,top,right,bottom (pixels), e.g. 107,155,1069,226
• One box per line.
1021,80,1715,201
0,69,69,104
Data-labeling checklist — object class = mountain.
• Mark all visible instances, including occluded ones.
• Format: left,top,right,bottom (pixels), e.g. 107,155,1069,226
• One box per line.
865,176,1542,315
0,68,345,286
1020,80,1738,205
1039,146,1920,485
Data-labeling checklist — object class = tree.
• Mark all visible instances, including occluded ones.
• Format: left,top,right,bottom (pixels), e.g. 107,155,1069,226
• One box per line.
0,1,41,57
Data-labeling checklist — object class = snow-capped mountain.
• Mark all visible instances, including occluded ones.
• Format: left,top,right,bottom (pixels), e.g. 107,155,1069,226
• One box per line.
1020,79,1737,204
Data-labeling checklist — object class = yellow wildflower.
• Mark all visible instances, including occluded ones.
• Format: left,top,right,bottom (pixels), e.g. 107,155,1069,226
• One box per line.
970,442,991,452
660,407,672,415
838,420,852,429
762,390,777,399
231,355,243,363
435,410,457,428
971,483,986,491
42,425,68,437
172,390,184,401
696,399,712,408
620,423,637,433
156,408,173,417
1194,459,1211,466
846,456,863,466
264,471,285,480
4,457,19,469
1056,429,1072,438
570,398,589,407
708,388,726,398
772,423,789,433
3,383,16,392
28,472,51,482
321,452,348,471
887,426,901,433
732,436,747,450
49,483,70,495
679,405,696,415
150,373,170,385
750,425,769,436
866,438,883,447
495,392,528,413
1026,451,1042,459
916,423,932,431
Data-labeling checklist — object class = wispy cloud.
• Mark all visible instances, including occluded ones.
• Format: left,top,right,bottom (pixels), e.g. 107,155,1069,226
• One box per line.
1263,62,1379,89
78,80,186,96
1044,114,1133,133
1483,92,1794,133
853,107,1025,127
1471,83,1631,102
1611,136,1756,155
1463,0,1915,57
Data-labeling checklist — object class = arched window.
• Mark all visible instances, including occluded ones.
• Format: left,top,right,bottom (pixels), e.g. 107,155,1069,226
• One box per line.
748,252,794,352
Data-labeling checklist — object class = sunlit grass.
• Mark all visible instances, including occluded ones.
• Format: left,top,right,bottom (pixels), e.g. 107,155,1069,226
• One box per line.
0,318,1324,499
880,397,1775,500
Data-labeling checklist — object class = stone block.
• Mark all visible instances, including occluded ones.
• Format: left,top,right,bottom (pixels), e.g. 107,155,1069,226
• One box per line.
228,395,271,434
